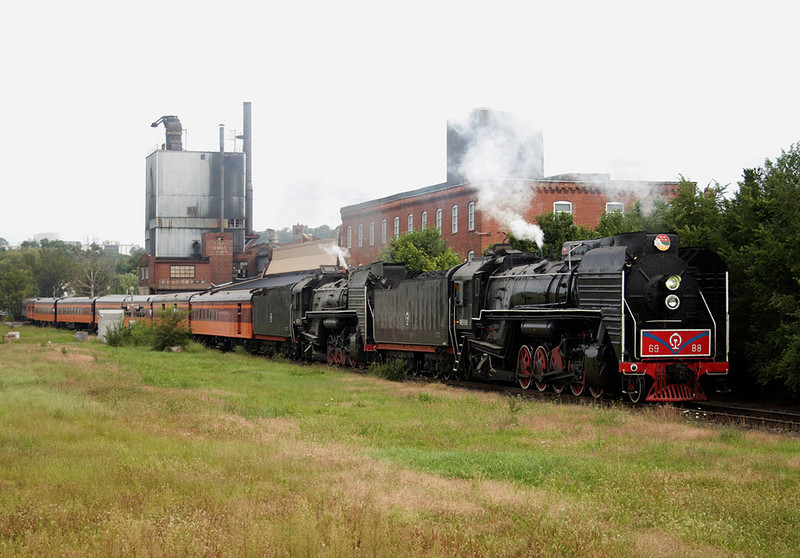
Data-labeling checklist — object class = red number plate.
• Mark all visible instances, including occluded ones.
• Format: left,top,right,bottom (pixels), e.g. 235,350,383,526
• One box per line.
640,329,711,358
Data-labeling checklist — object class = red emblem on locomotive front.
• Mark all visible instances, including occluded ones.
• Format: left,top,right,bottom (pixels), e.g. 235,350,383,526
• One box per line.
640,329,711,357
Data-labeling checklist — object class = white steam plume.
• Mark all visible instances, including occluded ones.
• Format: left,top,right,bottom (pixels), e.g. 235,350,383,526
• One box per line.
323,243,350,268
452,109,546,248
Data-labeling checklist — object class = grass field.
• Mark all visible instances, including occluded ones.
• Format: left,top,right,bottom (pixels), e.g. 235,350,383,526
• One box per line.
1,324,799,557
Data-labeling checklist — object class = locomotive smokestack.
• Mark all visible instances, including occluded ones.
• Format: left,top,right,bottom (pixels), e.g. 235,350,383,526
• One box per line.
243,102,253,237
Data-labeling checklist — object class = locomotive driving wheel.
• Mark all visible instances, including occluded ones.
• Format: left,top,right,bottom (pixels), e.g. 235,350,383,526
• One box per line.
516,345,533,390
569,374,585,397
627,375,646,403
327,345,335,366
588,385,604,399
533,346,549,392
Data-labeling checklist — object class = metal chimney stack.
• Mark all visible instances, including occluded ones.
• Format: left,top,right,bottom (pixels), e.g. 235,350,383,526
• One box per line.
219,124,225,233
243,102,253,237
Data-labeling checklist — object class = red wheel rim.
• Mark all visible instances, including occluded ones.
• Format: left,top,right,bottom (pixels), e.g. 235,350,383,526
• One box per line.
535,381,548,392
517,345,533,390
327,345,335,365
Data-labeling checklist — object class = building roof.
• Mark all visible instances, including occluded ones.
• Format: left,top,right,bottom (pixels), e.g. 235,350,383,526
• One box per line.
264,238,342,275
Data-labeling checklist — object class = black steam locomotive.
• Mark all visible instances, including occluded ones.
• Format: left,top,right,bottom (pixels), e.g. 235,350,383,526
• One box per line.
283,231,728,402
25,231,728,403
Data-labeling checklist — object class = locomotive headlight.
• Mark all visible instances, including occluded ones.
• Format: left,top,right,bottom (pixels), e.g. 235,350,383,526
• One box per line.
665,294,681,310
665,275,681,291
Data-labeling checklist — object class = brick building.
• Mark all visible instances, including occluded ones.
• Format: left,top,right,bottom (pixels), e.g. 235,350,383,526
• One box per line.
138,231,260,294
340,108,680,266
340,176,679,266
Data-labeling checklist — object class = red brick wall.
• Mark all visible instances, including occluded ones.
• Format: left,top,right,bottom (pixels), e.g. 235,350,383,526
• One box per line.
202,232,234,286
138,232,237,293
340,180,679,265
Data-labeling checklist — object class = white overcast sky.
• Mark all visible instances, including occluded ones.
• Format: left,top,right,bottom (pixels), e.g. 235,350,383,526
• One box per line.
2,1,798,247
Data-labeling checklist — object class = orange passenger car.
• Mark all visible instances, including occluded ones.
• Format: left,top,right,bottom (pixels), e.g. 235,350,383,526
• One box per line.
189,289,254,349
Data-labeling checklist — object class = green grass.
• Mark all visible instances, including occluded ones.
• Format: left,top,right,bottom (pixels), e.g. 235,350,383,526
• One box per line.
1,323,800,556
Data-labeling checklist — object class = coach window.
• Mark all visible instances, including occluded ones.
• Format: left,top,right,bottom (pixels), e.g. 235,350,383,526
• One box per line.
554,201,573,215
381,219,387,244
369,221,375,246
436,208,442,235
468,202,475,231
408,213,413,232
358,224,363,248
347,226,352,249
421,211,428,229
606,202,624,214
452,205,458,234
394,217,400,238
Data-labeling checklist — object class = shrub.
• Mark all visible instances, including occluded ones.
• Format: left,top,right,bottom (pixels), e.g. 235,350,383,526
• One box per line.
150,310,191,351
103,321,132,347
368,359,407,382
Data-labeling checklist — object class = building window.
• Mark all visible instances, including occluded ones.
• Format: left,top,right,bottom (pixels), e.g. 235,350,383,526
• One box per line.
452,205,459,234
358,224,363,248
170,265,195,279
436,208,442,234
394,217,400,238
381,219,387,244
347,226,352,249
468,250,475,262
468,202,475,231
554,201,573,214
369,221,375,246
421,211,427,229
606,202,624,214
408,214,413,232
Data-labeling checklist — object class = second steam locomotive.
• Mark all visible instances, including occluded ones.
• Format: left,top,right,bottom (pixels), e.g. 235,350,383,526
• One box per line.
24,232,729,403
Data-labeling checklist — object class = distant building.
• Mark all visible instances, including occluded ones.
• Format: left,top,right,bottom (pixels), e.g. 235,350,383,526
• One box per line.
341,109,679,265
139,231,259,294
139,106,260,294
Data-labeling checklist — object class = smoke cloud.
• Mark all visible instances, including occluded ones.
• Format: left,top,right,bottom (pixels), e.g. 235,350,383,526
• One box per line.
323,243,350,268
451,110,546,248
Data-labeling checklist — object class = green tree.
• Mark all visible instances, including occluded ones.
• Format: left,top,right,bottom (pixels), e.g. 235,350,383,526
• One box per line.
0,250,37,318
662,177,727,249
32,241,79,298
594,199,666,236
377,227,461,273
72,244,115,297
720,143,800,394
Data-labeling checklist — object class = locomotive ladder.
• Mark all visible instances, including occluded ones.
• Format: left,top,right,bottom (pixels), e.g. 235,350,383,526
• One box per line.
452,338,468,378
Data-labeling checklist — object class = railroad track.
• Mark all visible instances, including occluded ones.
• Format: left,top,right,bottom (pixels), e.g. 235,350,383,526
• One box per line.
678,401,800,434
428,377,800,434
